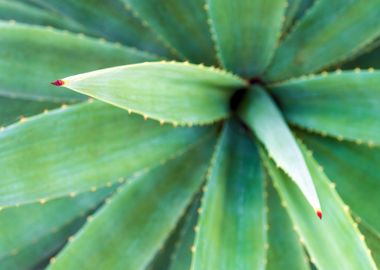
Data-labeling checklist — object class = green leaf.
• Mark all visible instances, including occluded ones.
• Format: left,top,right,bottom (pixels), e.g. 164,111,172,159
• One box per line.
207,0,286,77
282,0,301,34
266,181,310,270
0,218,84,270
191,121,266,270
60,62,245,125
0,97,58,126
0,188,112,260
49,137,215,270
262,143,377,270
0,101,215,206
29,0,172,57
0,0,84,32
123,0,217,65
297,131,380,237
342,43,380,70
271,71,380,145
265,0,380,81
359,223,380,268
169,198,200,270
238,86,321,213
0,22,157,102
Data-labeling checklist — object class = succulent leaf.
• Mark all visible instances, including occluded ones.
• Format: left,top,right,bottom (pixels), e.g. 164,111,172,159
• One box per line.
265,0,380,81
239,86,321,214
206,0,287,77
191,121,266,270
0,22,157,103
262,143,377,270
49,138,215,270
0,0,84,32
26,0,172,57
0,189,112,267
271,71,380,146
0,101,214,206
123,0,217,65
58,62,245,125
266,180,310,270
298,131,380,238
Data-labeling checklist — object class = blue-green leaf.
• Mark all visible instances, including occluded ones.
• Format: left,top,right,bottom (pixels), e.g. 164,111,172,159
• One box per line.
49,138,215,270
207,0,287,77
239,86,321,214
191,121,266,270
271,71,380,145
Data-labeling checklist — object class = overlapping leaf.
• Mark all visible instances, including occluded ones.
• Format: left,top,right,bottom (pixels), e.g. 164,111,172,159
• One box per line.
265,0,380,81
191,121,266,270
207,0,286,77
50,138,215,270
28,0,172,57
239,86,321,214
0,22,156,102
0,101,215,206
58,62,245,125
262,143,377,270
271,71,380,145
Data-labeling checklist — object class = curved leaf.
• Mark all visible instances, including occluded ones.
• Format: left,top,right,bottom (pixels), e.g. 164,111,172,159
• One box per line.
0,101,215,206
0,218,84,270
298,131,380,236
266,181,310,270
207,0,286,77
49,138,215,270
0,188,112,260
0,22,156,102
0,0,83,32
238,86,321,214
0,97,57,126
271,71,380,145
262,143,377,270
123,0,217,65
59,62,246,125
29,0,172,57
265,0,380,81
191,121,266,270
359,223,380,268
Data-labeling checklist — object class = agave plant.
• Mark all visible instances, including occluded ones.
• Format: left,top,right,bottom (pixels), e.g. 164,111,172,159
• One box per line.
0,0,379,269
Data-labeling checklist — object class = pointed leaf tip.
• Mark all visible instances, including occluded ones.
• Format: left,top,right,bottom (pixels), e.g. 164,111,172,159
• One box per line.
316,210,322,220
51,80,65,86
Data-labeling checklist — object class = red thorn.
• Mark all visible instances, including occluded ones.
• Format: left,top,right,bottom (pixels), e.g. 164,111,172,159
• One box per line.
316,210,322,220
51,80,64,86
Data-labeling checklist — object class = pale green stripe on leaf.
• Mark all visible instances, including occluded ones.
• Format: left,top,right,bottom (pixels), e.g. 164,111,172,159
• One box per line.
0,0,84,32
0,101,214,206
266,181,310,270
0,188,112,259
262,143,377,270
29,0,172,57
239,86,321,213
207,0,286,78
298,131,380,237
123,0,217,65
191,121,266,270
271,71,380,145
265,0,380,81
50,138,215,270
61,62,245,125
0,22,157,102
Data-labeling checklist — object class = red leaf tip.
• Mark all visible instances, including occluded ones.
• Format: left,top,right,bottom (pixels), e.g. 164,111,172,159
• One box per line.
316,210,322,220
51,80,65,87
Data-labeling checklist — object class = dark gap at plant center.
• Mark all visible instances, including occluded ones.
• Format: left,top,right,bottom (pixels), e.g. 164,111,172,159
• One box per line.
229,77,265,112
